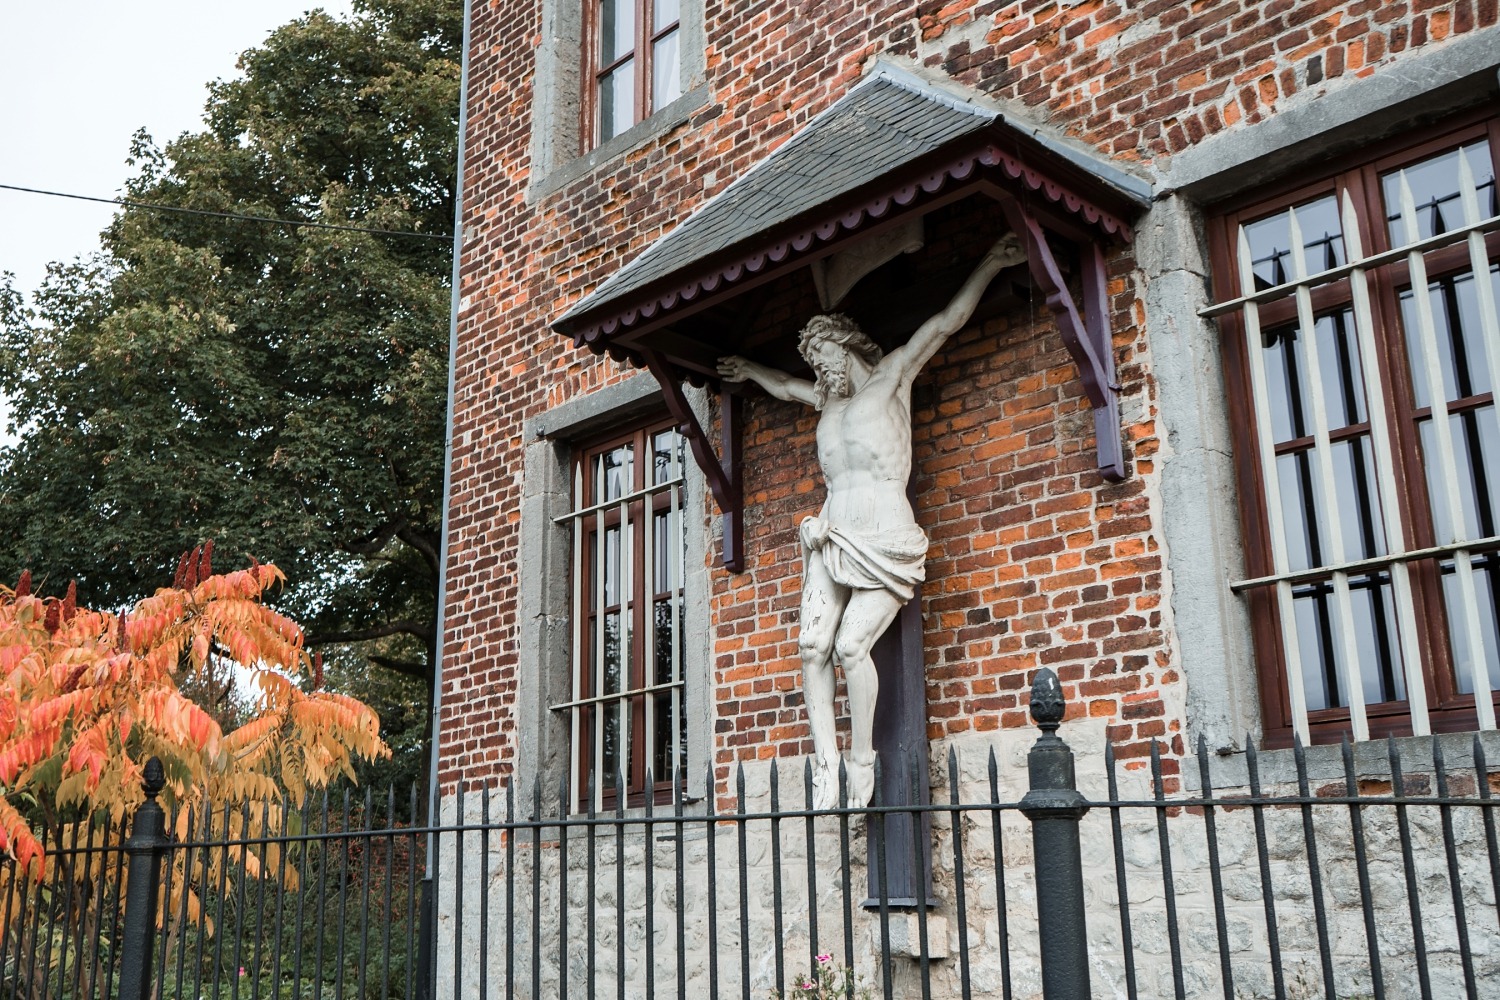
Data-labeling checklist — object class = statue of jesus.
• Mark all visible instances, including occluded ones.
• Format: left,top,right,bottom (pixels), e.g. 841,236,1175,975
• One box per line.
717,234,1026,808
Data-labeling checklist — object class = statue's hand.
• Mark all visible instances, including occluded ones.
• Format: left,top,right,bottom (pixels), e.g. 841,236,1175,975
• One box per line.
986,232,1027,268
716,355,754,382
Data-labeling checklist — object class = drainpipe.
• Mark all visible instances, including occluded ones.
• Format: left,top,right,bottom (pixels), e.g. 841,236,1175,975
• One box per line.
419,0,474,995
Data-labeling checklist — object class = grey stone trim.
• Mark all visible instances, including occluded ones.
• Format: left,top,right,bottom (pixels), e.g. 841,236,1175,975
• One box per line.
1160,24,1500,200
1182,728,1500,792
515,434,575,800
532,86,712,200
524,371,663,441
1136,194,1260,754
528,0,708,201
514,375,716,805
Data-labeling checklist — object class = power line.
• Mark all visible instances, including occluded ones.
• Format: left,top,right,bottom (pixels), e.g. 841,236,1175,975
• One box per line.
0,182,453,243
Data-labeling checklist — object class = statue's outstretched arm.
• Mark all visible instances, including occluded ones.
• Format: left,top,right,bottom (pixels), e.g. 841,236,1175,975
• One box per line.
717,355,819,407
885,234,1027,380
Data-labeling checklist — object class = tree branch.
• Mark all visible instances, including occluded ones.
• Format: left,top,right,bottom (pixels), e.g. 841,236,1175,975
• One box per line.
396,524,441,578
343,517,406,556
368,654,430,679
306,619,432,646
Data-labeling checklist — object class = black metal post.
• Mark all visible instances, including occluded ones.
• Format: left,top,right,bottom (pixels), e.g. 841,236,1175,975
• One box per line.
1019,668,1091,1000
116,758,167,1000
416,877,435,1000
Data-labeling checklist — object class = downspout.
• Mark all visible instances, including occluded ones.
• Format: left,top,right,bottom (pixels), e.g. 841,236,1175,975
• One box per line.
418,0,473,995
428,0,474,861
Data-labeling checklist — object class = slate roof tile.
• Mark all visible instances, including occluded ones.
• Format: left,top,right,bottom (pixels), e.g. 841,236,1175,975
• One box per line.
556,65,1151,331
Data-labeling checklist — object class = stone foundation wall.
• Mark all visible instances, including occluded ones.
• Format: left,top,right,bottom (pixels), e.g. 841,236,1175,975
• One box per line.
433,727,1500,999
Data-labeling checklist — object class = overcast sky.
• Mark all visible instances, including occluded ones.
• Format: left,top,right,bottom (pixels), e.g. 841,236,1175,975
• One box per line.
0,0,354,300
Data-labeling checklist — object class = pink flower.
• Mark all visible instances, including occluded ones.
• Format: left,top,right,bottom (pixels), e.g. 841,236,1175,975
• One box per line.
816,953,832,964
239,968,247,977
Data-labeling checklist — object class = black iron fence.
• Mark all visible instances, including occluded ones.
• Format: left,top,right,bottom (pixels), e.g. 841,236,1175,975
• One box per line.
4,668,1500,999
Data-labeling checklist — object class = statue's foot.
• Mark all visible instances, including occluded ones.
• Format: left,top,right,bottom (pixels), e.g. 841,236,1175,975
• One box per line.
847,756,876,810
811,759,839,810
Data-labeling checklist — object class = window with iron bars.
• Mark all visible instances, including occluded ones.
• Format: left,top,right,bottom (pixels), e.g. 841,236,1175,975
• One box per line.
1207,112,1500,747
552,419,688,808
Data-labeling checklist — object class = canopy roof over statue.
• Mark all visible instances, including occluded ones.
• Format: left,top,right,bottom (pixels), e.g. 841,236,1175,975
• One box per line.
551,64,1152,570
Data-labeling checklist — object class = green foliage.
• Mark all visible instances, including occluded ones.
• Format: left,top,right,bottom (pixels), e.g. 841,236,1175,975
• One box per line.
0,0,460,705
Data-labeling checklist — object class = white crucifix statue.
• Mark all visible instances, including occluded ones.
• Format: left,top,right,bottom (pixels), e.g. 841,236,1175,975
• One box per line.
717,234,1027,809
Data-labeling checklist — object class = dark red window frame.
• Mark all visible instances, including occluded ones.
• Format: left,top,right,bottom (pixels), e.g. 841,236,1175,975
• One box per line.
1208,110,1500,747
572,417,687,805
581,0,682,151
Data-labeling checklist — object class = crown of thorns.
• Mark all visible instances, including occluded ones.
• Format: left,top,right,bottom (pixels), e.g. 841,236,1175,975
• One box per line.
797,314,883,366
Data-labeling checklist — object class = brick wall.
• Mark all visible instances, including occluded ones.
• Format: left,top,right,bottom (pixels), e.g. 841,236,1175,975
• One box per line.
442,0,1489,791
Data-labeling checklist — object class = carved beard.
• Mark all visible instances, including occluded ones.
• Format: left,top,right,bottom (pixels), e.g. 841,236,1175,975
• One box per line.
811,356,851,411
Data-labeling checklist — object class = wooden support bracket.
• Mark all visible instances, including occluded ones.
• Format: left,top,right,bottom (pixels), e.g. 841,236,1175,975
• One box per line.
998,199,1127,482
641,349,745,572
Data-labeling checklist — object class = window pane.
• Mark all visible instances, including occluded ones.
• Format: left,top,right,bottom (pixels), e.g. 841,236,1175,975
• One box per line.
603,525,621,605
1276,433,1386,572
654,510,679,591
1446,554,1500,696
603,611,622,693
654,0,680,28
1291,572,1405,711
602,701,620,786
1332,436,1387,560
652,30,681,111
1243,194,1345,290
1262,311,1366,444
1277,450,1318,572
652,428,683,486
598,60,635,142
1382,140,1496,243
598,0,634,64
597,443,634,502
1418,406,1500,543
1402,267,1500,408
654,596,684,684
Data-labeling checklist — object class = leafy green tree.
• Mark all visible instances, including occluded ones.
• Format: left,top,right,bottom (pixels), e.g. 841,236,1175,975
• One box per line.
0,0,459,734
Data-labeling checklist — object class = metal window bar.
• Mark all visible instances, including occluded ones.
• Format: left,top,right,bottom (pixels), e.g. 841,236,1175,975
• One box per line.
1235,223,1315,741
1202,211,1500,319
593,463,607,810
1286,205,1372,737
644,451,657,795
668,439,684,784
548,678,686,712
1335,189,1429,727
616,471,633,801
571,460,585,814
1456,152,1500,724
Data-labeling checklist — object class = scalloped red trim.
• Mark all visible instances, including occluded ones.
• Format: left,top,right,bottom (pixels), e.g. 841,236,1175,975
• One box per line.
572,144,1134,352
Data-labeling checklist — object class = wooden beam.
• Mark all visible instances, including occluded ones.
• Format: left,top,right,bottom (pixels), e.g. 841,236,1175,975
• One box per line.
641,349,745,572
994,196,1127,482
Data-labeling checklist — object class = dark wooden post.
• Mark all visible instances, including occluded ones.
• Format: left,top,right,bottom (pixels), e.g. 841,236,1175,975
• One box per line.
117,758,167,1000
866,592,933,907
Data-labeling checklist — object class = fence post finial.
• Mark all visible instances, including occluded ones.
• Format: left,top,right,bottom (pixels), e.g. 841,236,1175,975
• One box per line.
117,756,168,1000
1020,668,1092,1000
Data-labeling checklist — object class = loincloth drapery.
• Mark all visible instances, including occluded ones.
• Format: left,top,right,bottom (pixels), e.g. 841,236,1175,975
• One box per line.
800,516,928,602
